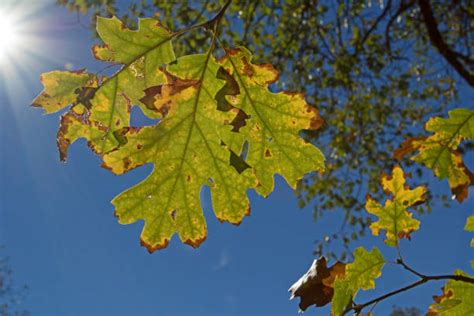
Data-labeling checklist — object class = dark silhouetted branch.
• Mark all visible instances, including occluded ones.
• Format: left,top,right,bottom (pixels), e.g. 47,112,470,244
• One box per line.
418,0,474,86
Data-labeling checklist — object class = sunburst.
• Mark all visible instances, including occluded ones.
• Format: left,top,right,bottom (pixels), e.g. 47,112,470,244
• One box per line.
0,14,20,62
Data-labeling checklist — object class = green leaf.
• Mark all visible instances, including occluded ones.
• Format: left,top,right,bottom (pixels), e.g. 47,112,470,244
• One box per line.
32,70,97,114
332,247,385,316
217,47,325,196
465,215,474,269
33,17,175,159
33,14,325,251
427,270,474,315
427,108,474,140
365,166,426,247
395,109,474,202
102,46,324,251
102,51,257,251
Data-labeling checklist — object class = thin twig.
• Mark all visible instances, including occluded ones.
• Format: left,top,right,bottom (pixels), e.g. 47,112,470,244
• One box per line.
418,0,474,86
343,273,474,315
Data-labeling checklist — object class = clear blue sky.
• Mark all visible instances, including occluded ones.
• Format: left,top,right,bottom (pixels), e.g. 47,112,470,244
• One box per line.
0,1,473,315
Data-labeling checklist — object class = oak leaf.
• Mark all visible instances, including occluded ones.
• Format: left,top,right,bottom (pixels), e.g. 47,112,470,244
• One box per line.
331,247,385,316
365,166,426,247
394,109,474,202
33,17,175,159
427,270,474,315
33,16,325,251
217,47,325,196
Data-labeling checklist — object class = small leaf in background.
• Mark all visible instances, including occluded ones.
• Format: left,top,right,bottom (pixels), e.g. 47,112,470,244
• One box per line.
426,270,474,315
365,166,426,247
331,247,385,316
288,257,345,312
394,109,474,202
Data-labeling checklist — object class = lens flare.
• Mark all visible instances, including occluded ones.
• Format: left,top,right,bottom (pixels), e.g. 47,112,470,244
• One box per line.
0,14,19,62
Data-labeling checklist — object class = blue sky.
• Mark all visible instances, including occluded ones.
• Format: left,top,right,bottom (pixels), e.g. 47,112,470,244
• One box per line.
0,1,473,315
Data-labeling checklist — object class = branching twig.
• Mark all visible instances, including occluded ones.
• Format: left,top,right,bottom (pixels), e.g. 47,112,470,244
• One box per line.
343,269,474,315
353,0,393,56
384,0,415,55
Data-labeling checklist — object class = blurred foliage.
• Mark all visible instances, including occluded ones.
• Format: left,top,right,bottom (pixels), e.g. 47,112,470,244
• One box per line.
390,306,421,316
0,251,28,316
56,0,474,259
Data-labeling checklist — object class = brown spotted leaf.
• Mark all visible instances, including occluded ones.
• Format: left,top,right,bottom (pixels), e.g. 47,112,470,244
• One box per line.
102,52,257,251
101,46,324,251
394,109,474,202
427,270,474,315
365,166,426,247
217,47,325,196
34,16,325,251
33,16,175,159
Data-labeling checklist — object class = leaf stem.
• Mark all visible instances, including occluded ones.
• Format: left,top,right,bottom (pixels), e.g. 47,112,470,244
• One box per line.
396,258,426,278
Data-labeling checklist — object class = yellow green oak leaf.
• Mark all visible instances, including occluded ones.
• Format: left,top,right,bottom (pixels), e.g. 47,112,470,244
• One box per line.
365,165,426,247
427,270,474,315
101,44,325,251
394,108,474,202
32,17,175,159
465,215,474,269
331,247,385,316
217,47,325,196
33,15,326,251
32,70,98,113
102,51,258,252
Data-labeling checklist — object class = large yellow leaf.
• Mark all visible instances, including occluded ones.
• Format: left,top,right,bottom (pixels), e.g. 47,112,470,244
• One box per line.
33,16,325,251
102,51,257,251
101,46,325,250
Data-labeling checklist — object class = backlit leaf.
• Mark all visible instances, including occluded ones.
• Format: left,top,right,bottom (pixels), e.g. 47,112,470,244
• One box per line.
395,109,474,202
365,166,426,247
102,51,257,251
102,47,324,250
331,247,385,316
427,270,474,315
32,70,97,114
33,15,325,251
33,16,175,159
217,47,325,196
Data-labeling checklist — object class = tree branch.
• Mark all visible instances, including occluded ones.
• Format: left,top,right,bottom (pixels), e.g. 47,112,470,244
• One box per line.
343,273,474,315
418,0,474,86
353,0,392,56
385,0,415,55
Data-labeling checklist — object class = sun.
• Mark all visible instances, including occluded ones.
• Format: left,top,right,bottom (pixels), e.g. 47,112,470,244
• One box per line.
0,14,20,62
